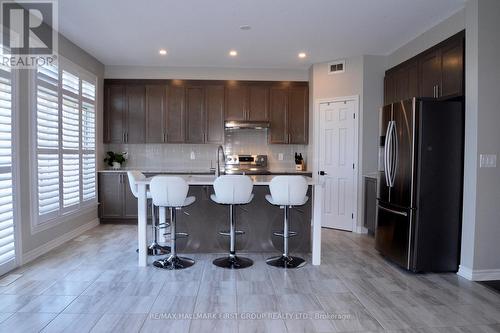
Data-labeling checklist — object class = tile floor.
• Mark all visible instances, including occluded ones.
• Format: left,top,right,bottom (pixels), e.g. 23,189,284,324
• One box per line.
0,224,499,333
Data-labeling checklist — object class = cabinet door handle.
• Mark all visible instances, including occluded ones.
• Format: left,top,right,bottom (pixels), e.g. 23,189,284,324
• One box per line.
433,85,436,98
436,85,440,98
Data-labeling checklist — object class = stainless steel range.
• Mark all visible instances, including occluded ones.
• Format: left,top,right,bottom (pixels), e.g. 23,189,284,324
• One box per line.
224,154,269,175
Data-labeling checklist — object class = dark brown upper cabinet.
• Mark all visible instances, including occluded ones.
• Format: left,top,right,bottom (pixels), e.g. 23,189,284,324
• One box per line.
225,83,270,122
440,38,464,98
419,35,464,99
248,86,269,121
269,87,288,144
225,84,247,121
125,85,146,143
185,86,205,143
384,30,464,104
104,84,125,143
205,85,224,144
269,85,308,145
166,84,186,143
419,50,442,98
104,79,307,145
288,86,309,144
145,85,166,143
104,84,145,143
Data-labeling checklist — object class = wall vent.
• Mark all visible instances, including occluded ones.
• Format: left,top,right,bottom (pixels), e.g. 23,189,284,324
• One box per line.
328,60,346,74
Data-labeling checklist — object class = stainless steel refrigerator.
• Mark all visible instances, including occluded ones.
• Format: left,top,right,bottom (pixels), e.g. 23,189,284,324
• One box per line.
375,98,464,272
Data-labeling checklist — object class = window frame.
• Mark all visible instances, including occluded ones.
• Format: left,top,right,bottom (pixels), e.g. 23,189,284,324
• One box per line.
0,49,21,274
30,56,98,232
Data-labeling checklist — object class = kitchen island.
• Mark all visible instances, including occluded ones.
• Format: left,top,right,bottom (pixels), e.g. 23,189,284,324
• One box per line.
133,174,322,267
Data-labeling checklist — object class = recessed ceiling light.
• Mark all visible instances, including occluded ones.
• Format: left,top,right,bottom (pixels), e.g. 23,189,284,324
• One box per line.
229,50,238,57
298,52,307,59
159,49,167,55
239,25,251,31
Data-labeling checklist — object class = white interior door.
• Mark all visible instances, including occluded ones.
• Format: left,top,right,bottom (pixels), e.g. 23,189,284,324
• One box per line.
319,99,357,231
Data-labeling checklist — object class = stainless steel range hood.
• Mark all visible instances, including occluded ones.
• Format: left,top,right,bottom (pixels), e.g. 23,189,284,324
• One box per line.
224,121,270,130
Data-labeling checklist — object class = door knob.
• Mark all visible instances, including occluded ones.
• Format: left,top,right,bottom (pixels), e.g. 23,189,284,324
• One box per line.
319,171,327,176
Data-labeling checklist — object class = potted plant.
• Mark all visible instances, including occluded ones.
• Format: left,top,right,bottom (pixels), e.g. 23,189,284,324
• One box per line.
104,151,128,170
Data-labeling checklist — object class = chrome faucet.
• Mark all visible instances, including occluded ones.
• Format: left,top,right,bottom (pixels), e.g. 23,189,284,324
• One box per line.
216,145,225,177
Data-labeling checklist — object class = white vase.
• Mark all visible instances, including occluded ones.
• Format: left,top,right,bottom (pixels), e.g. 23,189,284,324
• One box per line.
112,162,121,170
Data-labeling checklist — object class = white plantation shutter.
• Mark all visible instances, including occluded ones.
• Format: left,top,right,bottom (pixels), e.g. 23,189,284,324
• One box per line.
36,64,60,218
35,60,97,225
82,96,96,201
0,52,17,274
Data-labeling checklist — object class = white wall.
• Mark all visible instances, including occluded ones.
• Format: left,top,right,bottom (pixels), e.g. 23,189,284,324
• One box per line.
17,34,104,259
386,8,465,69
309,55,385,232
105,65,308,81
459,0,500,280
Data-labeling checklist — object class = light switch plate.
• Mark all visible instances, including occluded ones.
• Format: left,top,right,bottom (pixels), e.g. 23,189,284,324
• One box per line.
190,151,196,160
278,153,284,161
480,154,497,168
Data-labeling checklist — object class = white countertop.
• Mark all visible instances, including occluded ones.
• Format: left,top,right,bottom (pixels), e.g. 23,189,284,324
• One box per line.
98,168,312,175
135,174,316,186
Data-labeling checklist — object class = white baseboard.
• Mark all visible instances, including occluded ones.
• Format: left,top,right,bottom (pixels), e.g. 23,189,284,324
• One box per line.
354,226,368,234
457,265,500,281
20,218,99,265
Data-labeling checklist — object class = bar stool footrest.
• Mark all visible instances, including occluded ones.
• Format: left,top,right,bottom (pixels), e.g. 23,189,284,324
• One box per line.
163,232,189,238
218,230,245,236
272,231,298,238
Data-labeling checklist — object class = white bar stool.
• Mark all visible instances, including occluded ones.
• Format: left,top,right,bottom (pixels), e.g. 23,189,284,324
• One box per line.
210,175,254,269
149,176,196,270
265,176,309,268
127,171,170,255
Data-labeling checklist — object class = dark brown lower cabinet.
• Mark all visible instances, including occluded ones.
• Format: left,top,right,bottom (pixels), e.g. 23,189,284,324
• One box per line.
99,173,140,222
98,173,123,219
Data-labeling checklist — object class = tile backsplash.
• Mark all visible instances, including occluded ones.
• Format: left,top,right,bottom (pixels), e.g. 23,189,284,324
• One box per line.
103,129,307,171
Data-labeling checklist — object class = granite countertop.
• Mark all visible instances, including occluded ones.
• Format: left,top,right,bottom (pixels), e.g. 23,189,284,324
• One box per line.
135,174,316,186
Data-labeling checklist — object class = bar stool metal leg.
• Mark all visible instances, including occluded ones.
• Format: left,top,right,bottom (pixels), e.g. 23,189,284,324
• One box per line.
266,205,306,269
213,204,253,269
153,208,194,270
148,203,170,255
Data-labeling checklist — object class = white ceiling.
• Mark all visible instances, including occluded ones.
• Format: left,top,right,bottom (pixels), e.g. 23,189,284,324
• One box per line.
58,0,465,69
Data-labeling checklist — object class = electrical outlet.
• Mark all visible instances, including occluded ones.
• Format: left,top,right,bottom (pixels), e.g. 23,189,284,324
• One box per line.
480,154,497,168
190,151,196,160
278,153,284,161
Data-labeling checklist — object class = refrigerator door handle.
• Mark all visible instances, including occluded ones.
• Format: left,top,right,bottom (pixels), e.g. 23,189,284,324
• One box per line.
386,121,395,187
390,121,398,186
384,121,392,187
377,204,408,217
